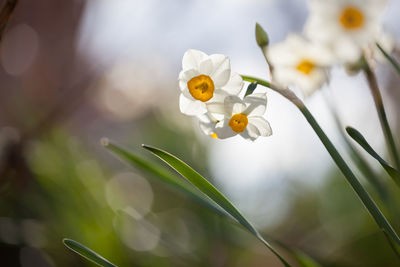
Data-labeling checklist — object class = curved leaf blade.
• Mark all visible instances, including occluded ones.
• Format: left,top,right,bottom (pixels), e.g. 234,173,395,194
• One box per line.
101,139,226,217
376,42,400,75
346,127,400,185
142,144,292,267
63,238,117,267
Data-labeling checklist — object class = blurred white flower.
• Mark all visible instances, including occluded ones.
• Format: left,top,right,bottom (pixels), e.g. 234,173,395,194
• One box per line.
268,34,333,96
210,93,272,141
178,49,243,116
304,0,388,63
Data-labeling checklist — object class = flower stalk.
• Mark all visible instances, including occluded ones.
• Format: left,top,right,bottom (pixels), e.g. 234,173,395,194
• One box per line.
255,23,273,76
242,74,400,247
363,61,400,182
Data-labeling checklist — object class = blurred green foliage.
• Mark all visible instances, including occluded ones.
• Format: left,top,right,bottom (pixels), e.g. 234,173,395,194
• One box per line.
0,110,400,266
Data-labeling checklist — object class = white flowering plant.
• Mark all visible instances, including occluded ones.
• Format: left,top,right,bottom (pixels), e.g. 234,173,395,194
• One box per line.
64,0,400,266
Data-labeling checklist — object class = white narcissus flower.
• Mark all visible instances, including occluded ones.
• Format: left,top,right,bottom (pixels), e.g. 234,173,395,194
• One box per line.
305,0,389,61
304,0,388,63
267,34,334,96
178,49,243,116
209,93,272,141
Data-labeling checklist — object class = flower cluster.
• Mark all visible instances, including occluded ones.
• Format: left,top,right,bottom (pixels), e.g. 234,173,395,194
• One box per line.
178,49,272,141
177,0,395,140
267,0,394,96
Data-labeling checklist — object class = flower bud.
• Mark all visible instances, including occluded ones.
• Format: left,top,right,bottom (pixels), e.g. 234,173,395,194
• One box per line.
255,23,269,48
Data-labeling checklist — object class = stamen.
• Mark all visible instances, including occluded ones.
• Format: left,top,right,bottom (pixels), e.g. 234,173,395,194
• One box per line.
296,60,315,75
229,113,248,133
187,75,215,102
210,133,218,139
339,6,364,30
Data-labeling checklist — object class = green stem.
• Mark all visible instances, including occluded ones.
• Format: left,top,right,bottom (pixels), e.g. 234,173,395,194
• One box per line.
299,106,400,246
241,75,303,107
363,65,400,183
241,75,400,248
322,90,388,201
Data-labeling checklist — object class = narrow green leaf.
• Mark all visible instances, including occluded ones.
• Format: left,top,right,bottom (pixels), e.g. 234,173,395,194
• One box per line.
346,127,400,185
142,144,292,267
105,140,318,266
363,64,400,185
293,251,321,267
272,239,321,267
63,238,117,267
101,138,226,217
383,230,400,261
244,82,258,97
376,42,400,75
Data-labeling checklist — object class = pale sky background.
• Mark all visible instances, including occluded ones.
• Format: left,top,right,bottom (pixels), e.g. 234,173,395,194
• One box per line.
78,0,400,228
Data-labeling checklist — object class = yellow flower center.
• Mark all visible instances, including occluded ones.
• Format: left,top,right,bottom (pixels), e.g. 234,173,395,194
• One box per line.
296,60,315,75
229,113,248,133
210,133,218,139
339,6,364,30
187,75,215,102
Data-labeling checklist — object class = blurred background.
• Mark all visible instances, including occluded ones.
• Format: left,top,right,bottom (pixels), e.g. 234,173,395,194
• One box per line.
1,0,400,266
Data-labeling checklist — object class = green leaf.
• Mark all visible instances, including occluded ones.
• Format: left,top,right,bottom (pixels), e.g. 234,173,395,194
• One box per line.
244,82,258,97
63,238,117,267
376,42,400,75
255,22,269,48
101,138,226,217
270,239,321,267
105,140,320,266
142,144,292,267
346,127,400,185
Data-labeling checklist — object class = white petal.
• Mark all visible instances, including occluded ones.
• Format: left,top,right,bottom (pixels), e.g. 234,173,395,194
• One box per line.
198,114,217,136
199,123,215,136
239,126,259,141
206,102,226,116
209,54,231,87
268,39,299,66
214,120,237,139
198,113,213,123
209,89,228,104
179,68,199,81
199,58,213,75
248,117,272,137
273,65,328,96
333,37,362,63
179,94,207,116
178,69,199,91
243,93,267,116
272,66,297,88
182,49,208,70
224,95,246,115
269,33,335,68
304,14,341,44
205,90,228,115
221,72,243,95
